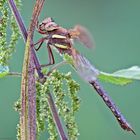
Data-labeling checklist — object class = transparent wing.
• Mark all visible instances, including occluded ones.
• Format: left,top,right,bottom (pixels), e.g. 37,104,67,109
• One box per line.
72,52,99,82
69,25,95,49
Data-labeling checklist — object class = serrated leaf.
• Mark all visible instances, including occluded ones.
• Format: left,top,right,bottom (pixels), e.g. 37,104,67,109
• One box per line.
0,65,9,78
98,66,140,85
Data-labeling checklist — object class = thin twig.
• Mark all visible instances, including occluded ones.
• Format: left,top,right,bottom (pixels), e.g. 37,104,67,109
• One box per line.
7,72,21,77
46,61,67,76
47,93,68,140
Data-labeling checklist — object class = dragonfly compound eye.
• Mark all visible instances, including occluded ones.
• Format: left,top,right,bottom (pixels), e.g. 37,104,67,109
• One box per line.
50,17,55,22
39,23,46,31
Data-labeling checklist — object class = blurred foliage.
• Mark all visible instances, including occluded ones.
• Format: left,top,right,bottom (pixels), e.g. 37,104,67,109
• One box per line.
0,0,21,66
0,65,9,78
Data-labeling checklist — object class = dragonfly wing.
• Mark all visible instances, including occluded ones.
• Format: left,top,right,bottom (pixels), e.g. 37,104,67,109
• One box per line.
73,52,99,82
69,25,95,49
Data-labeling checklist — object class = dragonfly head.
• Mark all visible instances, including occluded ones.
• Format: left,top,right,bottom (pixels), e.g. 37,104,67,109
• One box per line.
38,17,58,34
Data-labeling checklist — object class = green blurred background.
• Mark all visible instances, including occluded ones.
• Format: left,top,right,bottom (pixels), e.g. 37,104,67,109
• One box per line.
0,0,140,139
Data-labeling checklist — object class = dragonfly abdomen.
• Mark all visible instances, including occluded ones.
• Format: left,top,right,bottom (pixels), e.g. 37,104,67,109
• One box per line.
90,80,135,134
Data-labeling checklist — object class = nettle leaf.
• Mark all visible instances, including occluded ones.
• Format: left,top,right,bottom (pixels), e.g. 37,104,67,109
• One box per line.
98,72,132,85
112,66,140,79
98,66,140,85
0,65,9,78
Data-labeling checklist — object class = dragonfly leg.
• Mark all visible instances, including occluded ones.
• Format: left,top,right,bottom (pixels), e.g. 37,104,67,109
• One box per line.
33,40,54,72
41,44,55,68
90,80,135,134
33,37,48,51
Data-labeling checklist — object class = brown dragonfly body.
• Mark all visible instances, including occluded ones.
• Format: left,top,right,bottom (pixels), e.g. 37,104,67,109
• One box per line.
35,17,135,134
47,28,73,55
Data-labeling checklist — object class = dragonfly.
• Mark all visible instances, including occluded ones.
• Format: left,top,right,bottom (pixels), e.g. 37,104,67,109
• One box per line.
34,17,135,134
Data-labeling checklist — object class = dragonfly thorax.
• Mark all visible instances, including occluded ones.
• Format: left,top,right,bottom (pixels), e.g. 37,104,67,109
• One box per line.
45,26,72,51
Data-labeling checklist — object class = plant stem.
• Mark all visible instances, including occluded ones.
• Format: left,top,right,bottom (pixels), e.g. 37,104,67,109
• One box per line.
8,0,68,139
8,0,27,42
8,0,44,79
47,93,68,140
